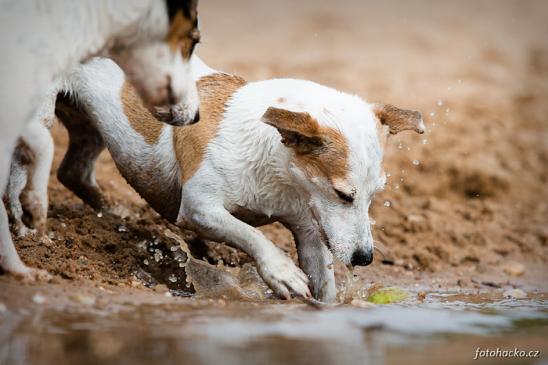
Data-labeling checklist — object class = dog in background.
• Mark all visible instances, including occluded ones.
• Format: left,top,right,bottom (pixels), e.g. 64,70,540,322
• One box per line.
54,56,424,302
0,0,201,281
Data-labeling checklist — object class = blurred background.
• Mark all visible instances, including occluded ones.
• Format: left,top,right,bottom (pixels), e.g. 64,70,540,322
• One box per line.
193,0,548,285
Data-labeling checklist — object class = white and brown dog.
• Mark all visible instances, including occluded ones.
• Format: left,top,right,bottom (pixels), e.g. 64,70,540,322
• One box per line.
0,0,201,281
55,56,424,302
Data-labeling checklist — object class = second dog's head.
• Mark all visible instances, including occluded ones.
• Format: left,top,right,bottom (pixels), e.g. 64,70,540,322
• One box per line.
109,0,200,126
263,97,424,266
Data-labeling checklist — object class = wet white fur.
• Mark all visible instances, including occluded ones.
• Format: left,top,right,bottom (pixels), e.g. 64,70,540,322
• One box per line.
0,0,198,280
61,56,388,301
189,56,386,265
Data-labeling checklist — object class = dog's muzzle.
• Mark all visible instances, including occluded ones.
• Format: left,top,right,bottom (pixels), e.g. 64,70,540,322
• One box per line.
350,249,373,266
154,105,200,126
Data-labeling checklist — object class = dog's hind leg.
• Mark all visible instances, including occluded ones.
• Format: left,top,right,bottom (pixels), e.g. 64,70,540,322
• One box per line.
1,160,51,281
0,96,53,281
16,119,54,240
55,94,107,211
5,141,32,237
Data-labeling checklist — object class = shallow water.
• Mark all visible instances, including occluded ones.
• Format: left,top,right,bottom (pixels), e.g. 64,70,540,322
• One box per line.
1,292,546,365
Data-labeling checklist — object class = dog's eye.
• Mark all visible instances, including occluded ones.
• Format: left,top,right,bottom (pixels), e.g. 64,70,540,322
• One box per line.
335,189,354,203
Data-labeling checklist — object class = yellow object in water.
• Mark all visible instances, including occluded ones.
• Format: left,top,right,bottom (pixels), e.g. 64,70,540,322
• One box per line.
367,287,409,304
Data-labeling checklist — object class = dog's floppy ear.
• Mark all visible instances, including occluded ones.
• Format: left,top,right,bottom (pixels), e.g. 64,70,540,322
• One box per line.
262,107,327,154
373,104,425,135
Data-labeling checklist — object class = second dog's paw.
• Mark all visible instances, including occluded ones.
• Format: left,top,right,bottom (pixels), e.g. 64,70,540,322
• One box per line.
10,266,52,283
14,224,36,238
38,234,53,246
258,252,311,300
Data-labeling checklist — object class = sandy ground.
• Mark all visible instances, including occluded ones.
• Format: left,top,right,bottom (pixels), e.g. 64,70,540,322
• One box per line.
1,0,548,308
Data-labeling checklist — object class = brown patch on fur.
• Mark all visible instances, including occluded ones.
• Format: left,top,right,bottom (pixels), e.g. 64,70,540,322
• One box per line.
375,118,390,150
263,107,349,181
121,82,164,145
173,73,247,183
167,10,200,60
373,104,425,135
20,191,47,235
15,139,34,166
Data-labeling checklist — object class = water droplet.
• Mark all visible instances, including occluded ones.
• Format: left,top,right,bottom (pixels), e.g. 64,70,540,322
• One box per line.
412,159,420,166
97,212,103,218
395,184,400,190
170,245,178,252
116,224,128,233
436,99,443,107
383,200,391,207
429,111,436,117
386,172,392,177
445,108,450,114
154,249,163,262
397,142,403,149
168,274,177,283
422,139,428,145
143,259,149,266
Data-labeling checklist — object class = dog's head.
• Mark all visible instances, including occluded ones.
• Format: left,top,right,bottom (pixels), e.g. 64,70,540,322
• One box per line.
109,0,200,126
262,100,424,266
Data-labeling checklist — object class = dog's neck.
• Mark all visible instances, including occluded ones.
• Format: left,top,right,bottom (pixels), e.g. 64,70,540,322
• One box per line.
91,1,169,59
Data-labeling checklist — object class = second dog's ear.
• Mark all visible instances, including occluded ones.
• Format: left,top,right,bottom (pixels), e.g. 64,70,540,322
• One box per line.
262,107,326,154
373,104,425,135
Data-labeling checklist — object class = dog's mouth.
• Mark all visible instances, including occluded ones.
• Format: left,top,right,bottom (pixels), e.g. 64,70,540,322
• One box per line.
153,105,200,126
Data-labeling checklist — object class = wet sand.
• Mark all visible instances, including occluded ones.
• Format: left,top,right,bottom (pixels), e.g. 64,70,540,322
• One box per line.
1,1,548,363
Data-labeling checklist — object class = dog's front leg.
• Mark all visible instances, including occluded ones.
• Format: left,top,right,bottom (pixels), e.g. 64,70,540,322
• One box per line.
289,224,337,303
181,205,311,300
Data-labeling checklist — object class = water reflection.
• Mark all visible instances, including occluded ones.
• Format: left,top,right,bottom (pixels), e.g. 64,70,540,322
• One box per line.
1,295,547,365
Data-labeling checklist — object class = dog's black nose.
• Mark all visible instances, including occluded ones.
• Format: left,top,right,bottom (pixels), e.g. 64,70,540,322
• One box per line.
192,110,200,124
351,249,373,266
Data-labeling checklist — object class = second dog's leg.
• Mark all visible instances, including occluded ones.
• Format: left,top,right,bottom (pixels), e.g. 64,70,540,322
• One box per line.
5,149,31,237
0,198,50,281
0,144,38,278
289,223,337,303
56,96,107,210
18,121,54,238
181,203,311,299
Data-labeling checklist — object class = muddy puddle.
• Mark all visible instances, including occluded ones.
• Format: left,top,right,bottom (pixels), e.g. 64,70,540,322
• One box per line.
1,291,546,365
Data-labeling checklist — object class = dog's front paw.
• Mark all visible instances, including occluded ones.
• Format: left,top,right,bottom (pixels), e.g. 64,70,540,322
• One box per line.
257,252,311,300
